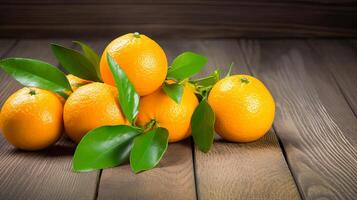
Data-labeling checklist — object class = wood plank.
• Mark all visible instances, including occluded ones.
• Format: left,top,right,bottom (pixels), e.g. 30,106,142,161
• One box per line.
163,39,300,199
0,40,16,56
0,39,100,200
308,40,357,116
98,142,196,200
239,39,357,199
1,2,356,38
93,38,196,200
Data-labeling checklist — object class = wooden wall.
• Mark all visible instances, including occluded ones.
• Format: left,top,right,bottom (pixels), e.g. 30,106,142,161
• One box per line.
1,0,357,38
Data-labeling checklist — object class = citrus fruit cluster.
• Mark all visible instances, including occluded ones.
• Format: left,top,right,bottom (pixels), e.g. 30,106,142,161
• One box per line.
0,32,275,173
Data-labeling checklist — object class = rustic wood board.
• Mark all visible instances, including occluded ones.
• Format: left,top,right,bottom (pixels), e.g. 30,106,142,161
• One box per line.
98,141,196,200
161,39,300,199
239,39,357,199
0,39,100,200
1,38,357,199
1,1,357,38
308,40,357,116
0,40,16,56
92,38,197,200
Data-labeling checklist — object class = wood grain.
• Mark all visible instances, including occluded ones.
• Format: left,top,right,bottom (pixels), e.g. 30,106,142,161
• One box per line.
0,39,100,200
239,39,357,199
308,40,357,116
98,141,196,200
94,38,196,200
162,39,300,200
1,1,357,38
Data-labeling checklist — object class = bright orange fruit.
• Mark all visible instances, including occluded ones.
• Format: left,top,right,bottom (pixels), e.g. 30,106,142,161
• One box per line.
0,87,63,150
100,32,168,96
63,82,126,143
137,82,199,142
208,75,275,142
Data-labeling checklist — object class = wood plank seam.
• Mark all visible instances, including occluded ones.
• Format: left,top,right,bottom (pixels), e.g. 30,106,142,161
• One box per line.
190,139,200,200
94,170,103,200
67,41,103,200
235,39,304,199
272,125,304,199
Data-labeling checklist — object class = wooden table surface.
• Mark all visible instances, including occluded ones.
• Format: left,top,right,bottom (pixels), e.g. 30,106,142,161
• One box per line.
0,38,356,200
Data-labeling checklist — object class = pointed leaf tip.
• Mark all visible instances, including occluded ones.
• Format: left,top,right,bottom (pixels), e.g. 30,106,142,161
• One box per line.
167,51,208,81
51,43,100,82
162,82,184,104
0,57,71,95
191,99,215,153
106,53,140,124
73,125,140,172
130,128,169,173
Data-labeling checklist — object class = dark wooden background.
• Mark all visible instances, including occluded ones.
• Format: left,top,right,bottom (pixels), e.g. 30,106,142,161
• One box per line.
1,0,357,38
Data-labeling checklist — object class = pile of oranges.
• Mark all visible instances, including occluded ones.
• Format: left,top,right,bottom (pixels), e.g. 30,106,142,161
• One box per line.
0,32,275,152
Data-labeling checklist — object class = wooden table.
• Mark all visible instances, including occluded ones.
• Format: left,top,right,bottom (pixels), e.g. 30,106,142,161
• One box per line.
0,38,356,200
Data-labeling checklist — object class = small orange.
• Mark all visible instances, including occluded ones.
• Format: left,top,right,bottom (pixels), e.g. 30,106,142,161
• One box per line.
100,32,168,96
208,75,275,142
137,82,199,142
63,82,126,143
0,87,63,150
66,74,92,91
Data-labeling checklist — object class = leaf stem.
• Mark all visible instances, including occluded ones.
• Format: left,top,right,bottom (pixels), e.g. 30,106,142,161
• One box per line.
133,32,141,38
178,78,188,85
57,91,69,99
29,88,37,96
240,77,249,84
143,119,157,133
225,62,234,77
190,75,215,83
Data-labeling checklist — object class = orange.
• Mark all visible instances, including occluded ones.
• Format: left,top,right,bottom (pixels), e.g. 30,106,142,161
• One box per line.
137,82,199,142
0,87,62,150
208,75,275,142
100,32,168,96
66,74,92,91
63,82,126,143
55,75,92,104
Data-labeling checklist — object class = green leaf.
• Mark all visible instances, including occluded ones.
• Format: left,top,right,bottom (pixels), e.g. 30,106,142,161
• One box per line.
192,69,220,88
167,52,208,81
130,128,169,173
0,58,71,96
191,99,215,153
73,41,102,80
162,82,184,104
51,43,100,82
107,53,140,124
73,125,141,172
191,69,220,99
225,62,234,77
